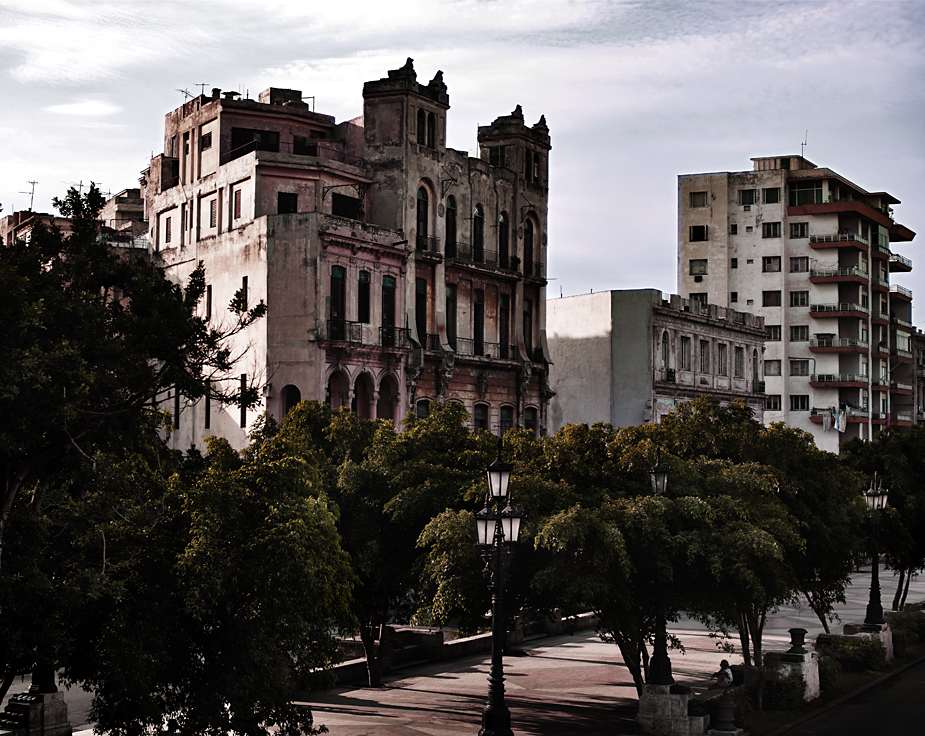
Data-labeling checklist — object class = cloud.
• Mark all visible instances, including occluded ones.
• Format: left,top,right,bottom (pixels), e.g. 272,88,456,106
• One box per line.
45,100,122,116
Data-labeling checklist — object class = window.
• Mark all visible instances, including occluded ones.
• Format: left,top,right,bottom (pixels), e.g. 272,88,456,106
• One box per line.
332,193,361,220
789,180,823,206
500,406,514,434
204,380,211,429
680,337,692,370
790,222,808,239
763,187,781,204
474,289,485,356
730,258,738,268
416,187,429,250
790,256,809,272
738,189,757,206
762,222,782,238
690,259,708,275
717,343,728,376
446,282,457,349
330,266,346,339
209,199,217,228
416,109,426,145
532,151,540,183
445,196,457,257
766,395,782,411
499,211,510,266
523,219,534,274
523,298,533,353
473,204,484,262
473,404,488,432
426,112,436,149
293,135,316,156
524,149,533,183
699,340,710,373
241,275,248,309
730,224,738,235
201,132,212,150
524,407,538,435
381,275,396,345
730,292,738,303
416,278,427,345
765,360,781,376
734,347,744,378
489,146,506,168
165,216,172,243
690,293,708,305
205,284,212,320
790,325,809,342
689,225,708,241
661,332,669,368
790,395,810,411
763,291,782,307
416,400,430,419
790,360,809,376
239,373,247,428
690,191,708,207
790,290,809,307
762,256,781,272
746,226,753,233
230,127,279,155
278,192,298,214
358,271,370,324
765,324,781,341
233,189,242,219
500,294,510,359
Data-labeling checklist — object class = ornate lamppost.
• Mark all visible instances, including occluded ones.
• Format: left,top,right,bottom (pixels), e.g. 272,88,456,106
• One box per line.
863,472,889,630
474,442,525,736
646,450,674,686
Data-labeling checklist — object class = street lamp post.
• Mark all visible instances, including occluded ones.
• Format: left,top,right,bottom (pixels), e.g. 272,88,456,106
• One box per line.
646,450,674,686
475,441,524,736
863,472,889,630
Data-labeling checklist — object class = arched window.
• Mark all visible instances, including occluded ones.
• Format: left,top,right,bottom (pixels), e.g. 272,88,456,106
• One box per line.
500,405,514,434
523,219,534,276
416,399,430,419
524,149,532,183
426,112,436,149
473,404,488,432
330,265,346,340
416,187,429,251
753,349,760,384
661,332,669,369
474,288,485,356
446,282,457,350
281,385,301,417
416,277,428,346
381,275,396,346
416,109,426,145
446,196,457,257
524,407,538,436
499,211,510,267
473,204,484,263
358,271,370,323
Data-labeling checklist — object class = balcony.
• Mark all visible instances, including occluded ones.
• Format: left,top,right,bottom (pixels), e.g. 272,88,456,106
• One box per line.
891,315,914,330
895,412,914,424
809,303,869,319
452,337,517,360
809,373,868,388
524,260,546,280
755,381,765,393
809,233,869,251
810,407,872,423
872,310,891,325
809,265,869,284
809,337,869,352
325,320,411,349
890,284,913,301
890,347,913,361
889,253,913,273
891,381,913,394
415,235,442,260
220,138,365,168
871,276,890,291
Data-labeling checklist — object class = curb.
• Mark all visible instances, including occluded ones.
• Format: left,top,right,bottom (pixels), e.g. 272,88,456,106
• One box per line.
765,652,925,736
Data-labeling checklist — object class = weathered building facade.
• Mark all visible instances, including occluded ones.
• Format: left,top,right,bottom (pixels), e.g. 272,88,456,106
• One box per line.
546,289,766,432
142,60,552,448
678,156,916,452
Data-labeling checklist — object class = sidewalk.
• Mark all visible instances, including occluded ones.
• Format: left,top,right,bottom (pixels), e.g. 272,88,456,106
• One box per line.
4,564,924,734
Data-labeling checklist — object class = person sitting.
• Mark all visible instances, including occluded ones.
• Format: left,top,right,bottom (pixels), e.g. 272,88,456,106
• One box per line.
708,659,733,689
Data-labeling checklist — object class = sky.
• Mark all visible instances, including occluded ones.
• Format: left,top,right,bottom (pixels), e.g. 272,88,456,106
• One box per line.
2,0,924,320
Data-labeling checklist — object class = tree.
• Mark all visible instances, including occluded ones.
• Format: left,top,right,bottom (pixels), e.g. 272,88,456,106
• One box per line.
0,184,266,570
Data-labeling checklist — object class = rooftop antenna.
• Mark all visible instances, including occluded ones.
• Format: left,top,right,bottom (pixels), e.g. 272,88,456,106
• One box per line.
19,180,38,210
62,180,84,194
195,83,209,96
801,130,808,159
175,88,193,101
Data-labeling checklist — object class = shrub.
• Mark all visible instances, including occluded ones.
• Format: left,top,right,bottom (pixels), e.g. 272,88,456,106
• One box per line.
888,607,925,646
764,671,806,710
816,637,886,672
892,627,910,658
817,657,841,695
705,687,754,727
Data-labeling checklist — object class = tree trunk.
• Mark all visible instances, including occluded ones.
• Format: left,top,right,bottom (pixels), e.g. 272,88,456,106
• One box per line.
359,624,382,688
0,671,15,704
901,570,912,609
746,610,766,712
738,613,752,666
893,567,906,611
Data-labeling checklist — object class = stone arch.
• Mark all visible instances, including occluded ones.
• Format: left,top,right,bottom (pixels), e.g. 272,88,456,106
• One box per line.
353,371,375,419
280,384,301,417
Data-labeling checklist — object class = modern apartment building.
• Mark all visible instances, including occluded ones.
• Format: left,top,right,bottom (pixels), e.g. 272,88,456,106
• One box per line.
678,156,916,452
546,289,766,432
142,59,552,449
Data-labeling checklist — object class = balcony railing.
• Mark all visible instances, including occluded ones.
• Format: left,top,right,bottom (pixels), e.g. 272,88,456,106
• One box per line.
810,373,866,384
810,337,869,349
890,253,913,269
524,260,545,279
873,311,891,322
809,233,869,246
810,303,869,314
810,265,869,280
891,284,913,299
326,320,411,348
327,319,363,343
416,234,441,255
891,347,913,359
450,243,498,267
896,412,913,423
891,315,914,328
380,326,411,349
891,381,914,391
872,277,890,289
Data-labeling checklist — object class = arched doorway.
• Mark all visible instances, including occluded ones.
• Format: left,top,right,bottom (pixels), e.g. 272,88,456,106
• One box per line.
354,373,374,419
280,384,301,417
327,370,349,410
377,374,399,425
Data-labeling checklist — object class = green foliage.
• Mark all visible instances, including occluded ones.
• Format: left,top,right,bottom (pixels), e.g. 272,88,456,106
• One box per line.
817,657,842,695
763,670,806,710
815,637,886,672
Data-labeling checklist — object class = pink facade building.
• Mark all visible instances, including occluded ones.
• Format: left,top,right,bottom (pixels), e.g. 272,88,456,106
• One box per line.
142,60,552,448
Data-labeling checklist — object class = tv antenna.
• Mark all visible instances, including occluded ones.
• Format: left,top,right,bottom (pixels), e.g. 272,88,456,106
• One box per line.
175,88,193,101
195,83,209,96
801,130,808,159
20,180,38,210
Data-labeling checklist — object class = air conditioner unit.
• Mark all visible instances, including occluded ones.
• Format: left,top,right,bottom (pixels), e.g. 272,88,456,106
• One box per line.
694,275,703,282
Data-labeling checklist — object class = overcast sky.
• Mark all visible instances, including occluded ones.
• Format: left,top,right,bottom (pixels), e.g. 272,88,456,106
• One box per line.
2,0,923,320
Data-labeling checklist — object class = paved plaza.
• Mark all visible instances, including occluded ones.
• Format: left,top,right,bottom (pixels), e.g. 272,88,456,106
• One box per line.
3,563,925,735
